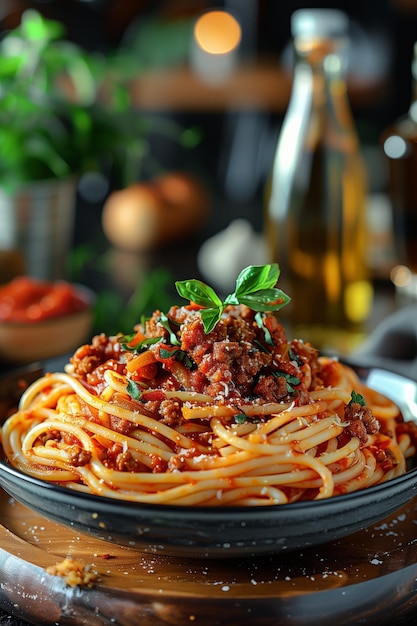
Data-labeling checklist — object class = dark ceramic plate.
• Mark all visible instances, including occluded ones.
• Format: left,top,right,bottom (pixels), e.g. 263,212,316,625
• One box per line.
1,368,417,559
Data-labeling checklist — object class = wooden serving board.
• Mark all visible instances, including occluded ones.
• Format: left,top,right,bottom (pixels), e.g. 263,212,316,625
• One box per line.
1,488,417,625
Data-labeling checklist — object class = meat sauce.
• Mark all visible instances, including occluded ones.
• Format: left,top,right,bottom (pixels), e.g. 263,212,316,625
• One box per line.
0,276,89,323
71,305,321,404
68,304,396,474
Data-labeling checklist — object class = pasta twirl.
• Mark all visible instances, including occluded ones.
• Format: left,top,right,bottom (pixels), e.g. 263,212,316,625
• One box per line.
2,297,416,507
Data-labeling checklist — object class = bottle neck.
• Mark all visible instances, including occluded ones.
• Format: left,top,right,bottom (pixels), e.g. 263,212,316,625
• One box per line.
290,34,352,126
293,35,348,80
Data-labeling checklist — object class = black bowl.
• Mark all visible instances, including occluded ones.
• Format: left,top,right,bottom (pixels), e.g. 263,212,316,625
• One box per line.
1,456,417,559
1,367,417,559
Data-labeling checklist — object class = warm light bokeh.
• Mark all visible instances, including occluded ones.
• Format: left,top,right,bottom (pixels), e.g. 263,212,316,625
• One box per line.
194,10,241,55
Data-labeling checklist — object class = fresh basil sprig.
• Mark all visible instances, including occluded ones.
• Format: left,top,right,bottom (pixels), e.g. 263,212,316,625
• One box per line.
175,264,290,333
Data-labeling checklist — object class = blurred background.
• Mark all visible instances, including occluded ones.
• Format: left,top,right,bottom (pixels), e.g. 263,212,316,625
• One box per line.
1,0,417,337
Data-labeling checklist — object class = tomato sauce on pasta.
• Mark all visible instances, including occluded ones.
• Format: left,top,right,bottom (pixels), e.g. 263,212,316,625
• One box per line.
2,299,416,506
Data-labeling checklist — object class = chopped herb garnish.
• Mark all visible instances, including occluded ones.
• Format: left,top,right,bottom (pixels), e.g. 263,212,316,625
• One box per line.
255,311,273,346
175,264,290,333
349,390,366,406
274,371,301,394
288,346,303,366
157,312,180,346
253,339,270,353
159,346,195,369
126,379,142,400
119,334,161,352
159,347,175,359
234,413,248,424
119,332,135,344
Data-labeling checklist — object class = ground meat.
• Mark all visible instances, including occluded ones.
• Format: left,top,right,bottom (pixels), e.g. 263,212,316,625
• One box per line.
180,316,211,365
253,374,289,403
344,402,380,445
143,399,161,415
109,415,136,436
221,308,258,344
295,387,311,405
115,450,141,472
67,445,92,466
71,305,313,413
374,447,397,472
38,429,60,444
213,340,243,364
262,313,290,349
86,359,125,388
179,311,276,398
166,305,191,325
70,334,123,384
145,310,170,339
288,339,322,387
159,398,184,426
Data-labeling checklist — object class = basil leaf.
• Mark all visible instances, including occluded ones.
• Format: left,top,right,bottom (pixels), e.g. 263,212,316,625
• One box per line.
288,347,304,366
159,347,195,368
159,347,176,359
238,288,291,311
175,264,290,334
176,351,196,369
175,279,223,308
285,374,301,386
119,335,161,352
255,312,273,346
274,371,301,394
126,379,142,400
118,332,135,345
157,312,180,346
200,307,224,333
233,264,280,299
349,390,366,406
274,371,301,386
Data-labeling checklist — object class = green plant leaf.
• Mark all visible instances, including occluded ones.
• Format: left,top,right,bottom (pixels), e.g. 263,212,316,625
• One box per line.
349,390,367,406
233,264,280,299
21,9,64,42
175,279,223,309
238,288,291,311
176,265,290,333
126,379,142,400
0,7,201,190
200,307,224,334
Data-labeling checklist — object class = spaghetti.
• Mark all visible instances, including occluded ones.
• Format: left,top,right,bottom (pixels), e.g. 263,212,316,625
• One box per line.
1,268,416,506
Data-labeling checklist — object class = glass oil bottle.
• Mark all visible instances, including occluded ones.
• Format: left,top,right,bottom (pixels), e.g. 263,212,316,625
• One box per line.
265,9,373,354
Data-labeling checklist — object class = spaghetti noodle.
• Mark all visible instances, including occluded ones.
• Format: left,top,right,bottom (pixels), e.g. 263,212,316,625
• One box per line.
1,267,416,506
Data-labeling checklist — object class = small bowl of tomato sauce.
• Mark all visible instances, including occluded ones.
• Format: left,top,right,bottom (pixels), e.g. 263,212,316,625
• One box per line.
0,276,94,363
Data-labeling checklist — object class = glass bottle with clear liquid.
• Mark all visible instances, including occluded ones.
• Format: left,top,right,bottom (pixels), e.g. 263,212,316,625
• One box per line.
265,9,373,354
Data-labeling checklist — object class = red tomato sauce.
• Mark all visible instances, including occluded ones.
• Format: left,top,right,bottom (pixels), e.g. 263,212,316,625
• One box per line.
0,276,89,323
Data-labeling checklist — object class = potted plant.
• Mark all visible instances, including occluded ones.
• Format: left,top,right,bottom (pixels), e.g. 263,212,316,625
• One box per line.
0,9,196,280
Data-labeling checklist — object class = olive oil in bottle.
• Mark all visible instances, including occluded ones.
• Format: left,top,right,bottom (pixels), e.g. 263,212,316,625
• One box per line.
265,9,373,354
